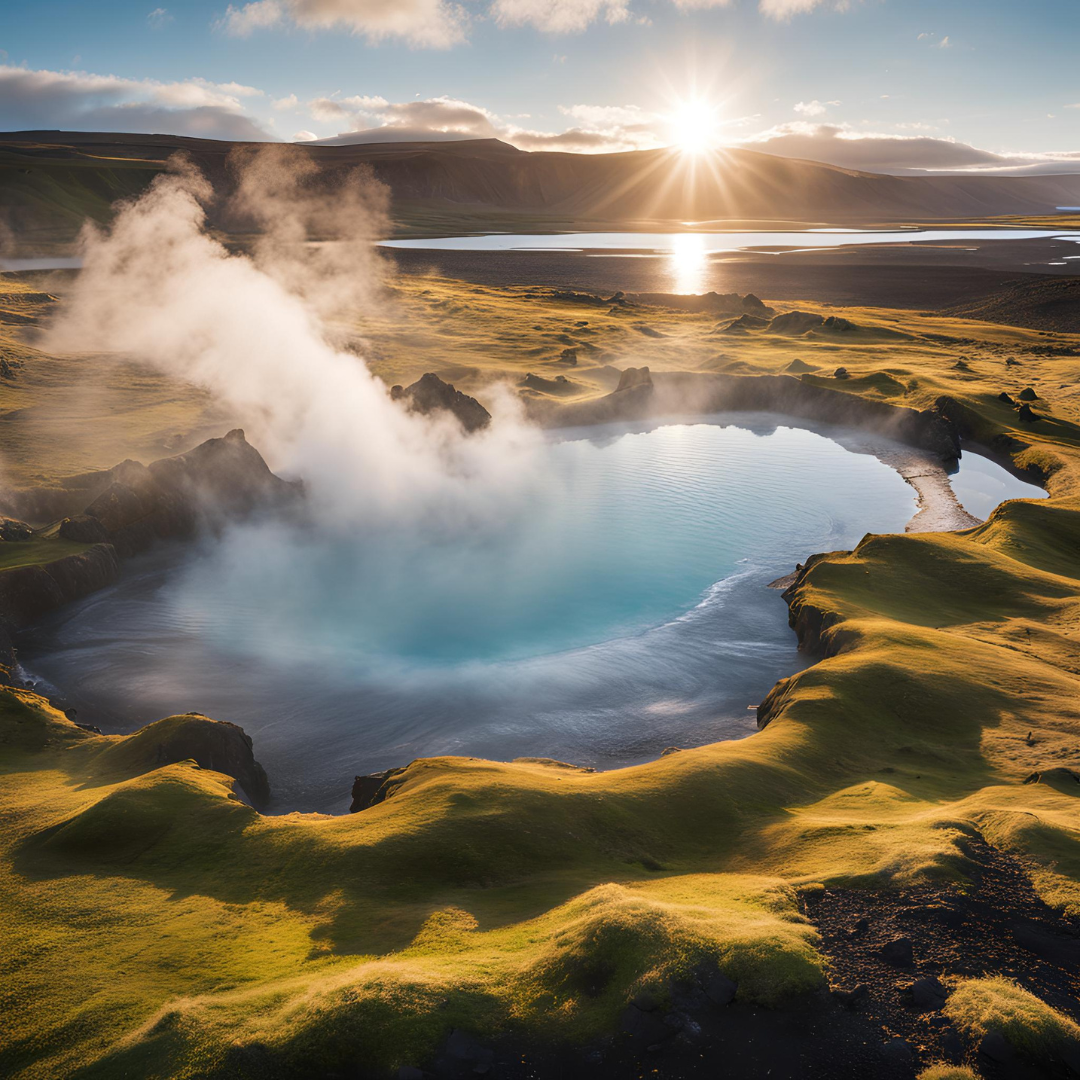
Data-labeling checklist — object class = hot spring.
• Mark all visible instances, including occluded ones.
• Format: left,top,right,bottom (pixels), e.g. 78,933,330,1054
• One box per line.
19,414,1044,812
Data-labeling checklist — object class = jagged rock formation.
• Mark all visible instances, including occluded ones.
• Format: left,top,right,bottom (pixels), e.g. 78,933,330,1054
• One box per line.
390,372,492,433
0,431,297,633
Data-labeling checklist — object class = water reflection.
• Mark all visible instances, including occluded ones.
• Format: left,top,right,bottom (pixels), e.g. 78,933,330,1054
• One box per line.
669,232,709,293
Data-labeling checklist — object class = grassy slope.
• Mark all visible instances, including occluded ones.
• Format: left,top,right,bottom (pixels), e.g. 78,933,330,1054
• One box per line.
3,278,1080,1076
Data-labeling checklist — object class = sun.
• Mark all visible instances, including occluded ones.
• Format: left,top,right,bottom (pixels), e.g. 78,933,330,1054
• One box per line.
667,99,721,155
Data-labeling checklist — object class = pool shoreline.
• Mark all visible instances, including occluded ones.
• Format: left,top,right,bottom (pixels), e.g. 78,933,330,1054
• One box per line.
5,396,1046,815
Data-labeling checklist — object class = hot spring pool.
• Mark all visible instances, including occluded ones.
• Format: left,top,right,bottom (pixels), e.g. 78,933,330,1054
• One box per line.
19,414,1044,812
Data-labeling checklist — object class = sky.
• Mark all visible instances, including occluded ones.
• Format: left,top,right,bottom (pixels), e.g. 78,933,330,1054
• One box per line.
1,0,1079,173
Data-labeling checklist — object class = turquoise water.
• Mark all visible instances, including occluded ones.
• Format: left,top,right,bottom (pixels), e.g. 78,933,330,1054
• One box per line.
19,416,1043,812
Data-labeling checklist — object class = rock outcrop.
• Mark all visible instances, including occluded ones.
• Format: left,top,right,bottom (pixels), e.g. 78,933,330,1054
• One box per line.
350,767,406,812
1,430,297,536
615,366,653,392
0,517,33,542
0,544,120,626
390,373,491,433
719,314,771,333
769,311,826,335
0,431,296,638
97,713,271,806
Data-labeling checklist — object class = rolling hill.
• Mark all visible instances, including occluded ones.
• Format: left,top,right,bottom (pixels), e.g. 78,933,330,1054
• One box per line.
3,130,1080,246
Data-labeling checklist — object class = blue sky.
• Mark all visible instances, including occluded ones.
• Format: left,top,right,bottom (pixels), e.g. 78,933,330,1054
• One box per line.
1,0,1078,171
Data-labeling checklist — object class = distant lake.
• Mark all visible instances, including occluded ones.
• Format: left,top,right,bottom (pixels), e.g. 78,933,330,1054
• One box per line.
380,228,1080,294
380,227,1080,254
6,228,1080,282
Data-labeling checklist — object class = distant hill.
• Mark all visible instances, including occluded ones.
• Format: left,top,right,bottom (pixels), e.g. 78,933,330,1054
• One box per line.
4,130,1080,246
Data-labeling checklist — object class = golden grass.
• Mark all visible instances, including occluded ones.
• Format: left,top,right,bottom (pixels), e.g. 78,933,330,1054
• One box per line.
3,269,1080,1075
945,977,1080,1061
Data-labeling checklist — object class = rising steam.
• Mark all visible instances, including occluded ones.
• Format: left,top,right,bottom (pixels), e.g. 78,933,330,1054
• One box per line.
44,149,540,526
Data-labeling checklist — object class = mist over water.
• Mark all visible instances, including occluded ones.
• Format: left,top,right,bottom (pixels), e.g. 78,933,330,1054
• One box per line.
22,153,1047,813
23,416,928,812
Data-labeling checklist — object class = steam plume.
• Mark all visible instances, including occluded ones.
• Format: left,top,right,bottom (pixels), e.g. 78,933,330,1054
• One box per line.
44,151,540,526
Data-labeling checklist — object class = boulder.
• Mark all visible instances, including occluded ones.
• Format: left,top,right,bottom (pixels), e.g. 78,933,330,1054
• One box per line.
833,984,870,1010
823,316,856,332
1017,403,1038,423
998,391,1015,404
0,517,33,542
879,937,914,967
908,976,949,1010
1018,386,1039,401
833,367,850,380
391,373,491,433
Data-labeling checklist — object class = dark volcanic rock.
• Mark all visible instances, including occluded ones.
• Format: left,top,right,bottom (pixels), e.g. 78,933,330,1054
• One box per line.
879,937,914,967
147,428,296,517
0,544,120,626
1017,403,1038,423
833,984,870,1010
0,517,33,542
998,391,1015,404
349,767,405,813
57,515,110,543
833,367,850,379
391,372,491,433
1018,386,1039,401
908,976,948,1010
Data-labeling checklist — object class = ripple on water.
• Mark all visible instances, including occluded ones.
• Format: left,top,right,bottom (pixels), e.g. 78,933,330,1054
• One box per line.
18,415,1043,812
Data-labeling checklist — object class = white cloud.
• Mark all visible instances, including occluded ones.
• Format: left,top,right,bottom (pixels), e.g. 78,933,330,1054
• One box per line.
794,99,839,117
0,63,271,141
759,0,831,19
491,0,629,33
273,93,299,110
147,7,174,28
218,0,467,48
293,129,318,141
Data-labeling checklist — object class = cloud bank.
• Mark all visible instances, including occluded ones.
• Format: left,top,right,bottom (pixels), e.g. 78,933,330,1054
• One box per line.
216,0,842,46
0,64,271,141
